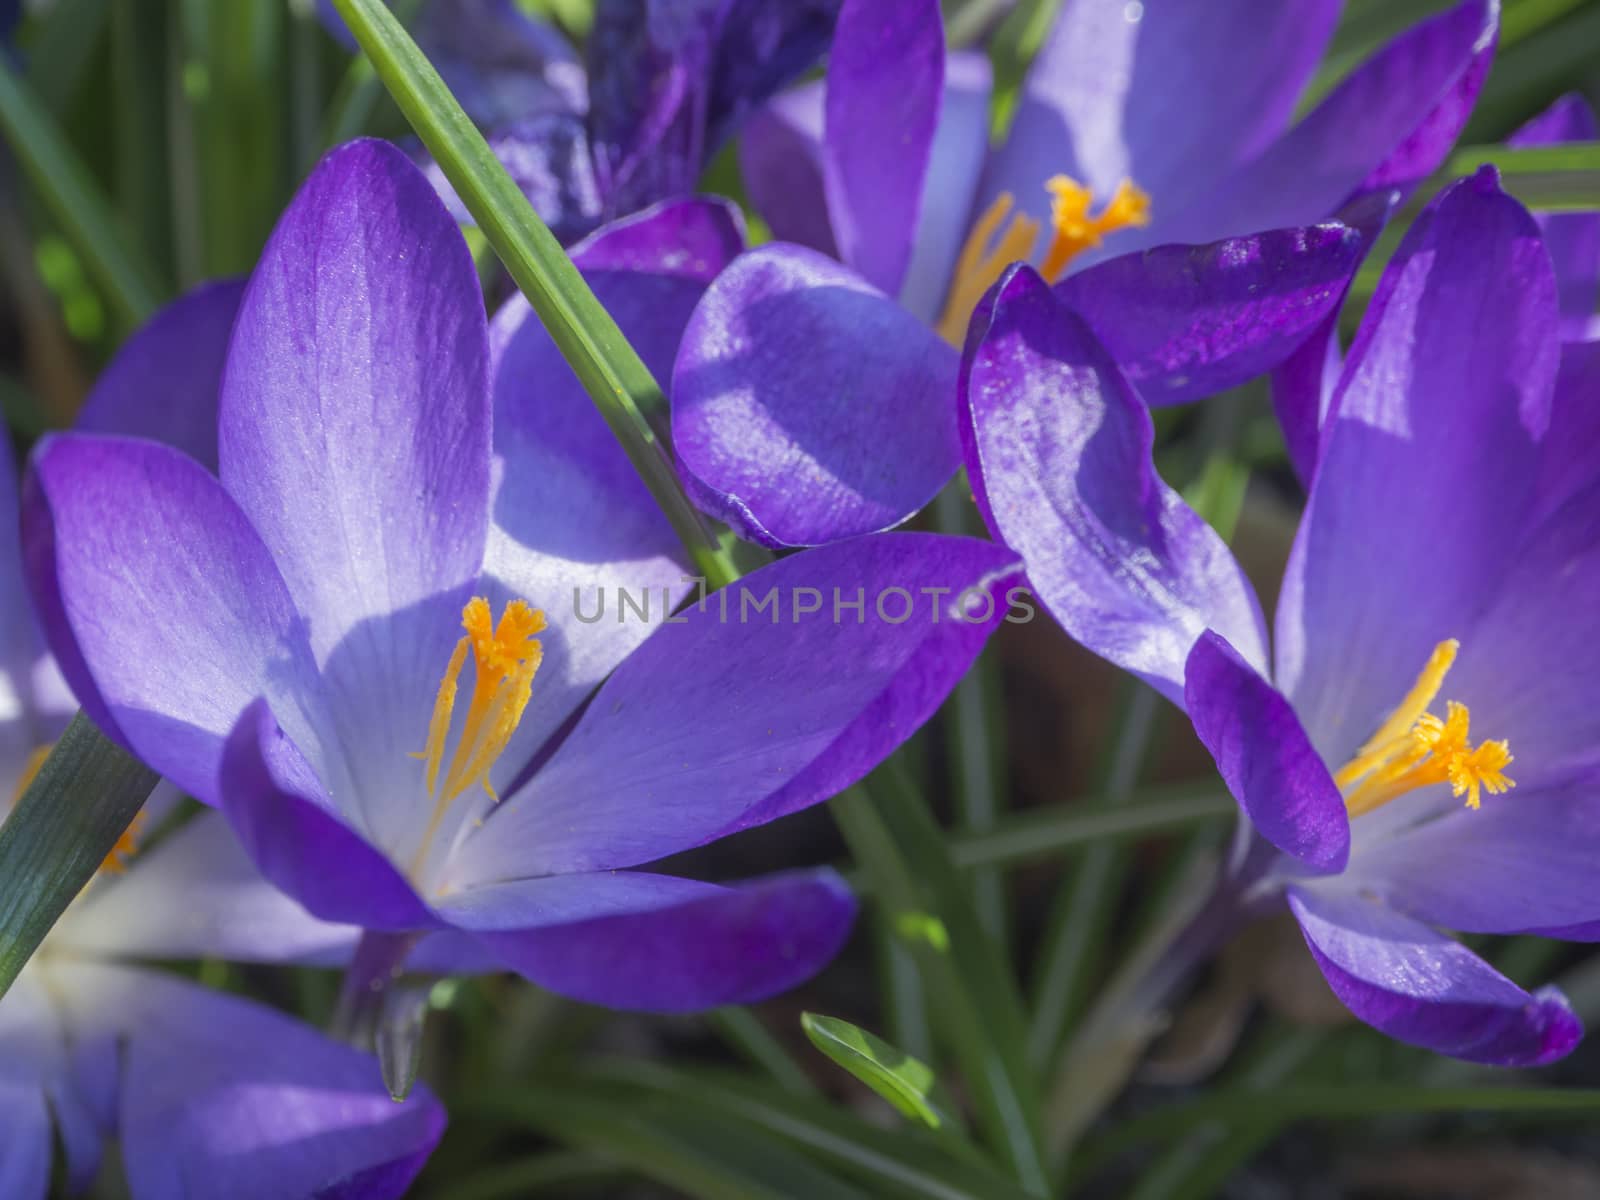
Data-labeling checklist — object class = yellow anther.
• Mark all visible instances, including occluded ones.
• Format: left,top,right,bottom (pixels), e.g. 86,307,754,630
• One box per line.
99,812,148,875
1039,177,1151,280
934,175,1151,347
409,597,546,873
935,191,1040,346
1337,641,1515,818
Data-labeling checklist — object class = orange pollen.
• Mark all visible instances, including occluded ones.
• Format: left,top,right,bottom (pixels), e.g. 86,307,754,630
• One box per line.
1334,639,1516,818
934,174,1150,346
408,597,546,874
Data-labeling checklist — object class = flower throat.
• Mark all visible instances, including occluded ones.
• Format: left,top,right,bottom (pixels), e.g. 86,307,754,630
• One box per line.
408,597,546,874
1335,639,1514,818
935,175,1151,345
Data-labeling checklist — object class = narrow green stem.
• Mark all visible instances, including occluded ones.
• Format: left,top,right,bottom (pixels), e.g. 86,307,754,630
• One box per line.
708,1007,817,1097
0,715,159,998
331,0,739,588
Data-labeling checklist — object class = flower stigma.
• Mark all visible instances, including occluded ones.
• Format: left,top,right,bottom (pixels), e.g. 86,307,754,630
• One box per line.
935,174,1151,345
408,597,546,875
1334,639,1515,818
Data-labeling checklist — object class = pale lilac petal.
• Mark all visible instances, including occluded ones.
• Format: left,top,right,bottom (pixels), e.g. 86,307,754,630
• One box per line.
219,139,491,855
56,964,445,1200
740,83,837,257
1185,631,1348,873
1441,475,1600,786
672,243,961,547
437,868,854,1011
76,278,243,471
482,199,731,785
0,1083,48,1199
54,812,359,965
447,533,1019,883
1057,220,1367,406
1269,312,1342,487
896,51,995,323
961,266,1267,706
219,700,434,932
1288,885,1581,1065
981,0,1340,260
1349,773,1600,938
1509,94,1600,327
1533,337,1600,521
1277,171,1558,760
822,0,944,295
21,434,320,803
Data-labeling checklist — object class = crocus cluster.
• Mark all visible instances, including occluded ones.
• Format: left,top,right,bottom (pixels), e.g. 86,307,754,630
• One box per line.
9,3,1600,1196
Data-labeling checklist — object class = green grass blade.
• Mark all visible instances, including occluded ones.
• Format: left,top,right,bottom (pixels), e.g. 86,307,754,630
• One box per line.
330,0,739,588
0,714,160,998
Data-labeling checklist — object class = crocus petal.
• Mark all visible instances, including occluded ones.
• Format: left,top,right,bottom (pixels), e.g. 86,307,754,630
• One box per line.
1057,220,1367,407
821,0,944,295
219,700,434,932
422,114,604,245
437,868,855,1011
1509,93,1600,328
1186,0,1496,243
896,51,996,324
219,139,491,854
448,532,1019,883
21,434,320,802
981,0,1341,258
55,963,445,1200
0,1083,48,1199
1534,338,1600,521
740,83,838,257
1277,170,1558,758
54,812,358,965
672,243,961,547
1349,774,1600,937
75,278,244,471
961,266,1266,706
483,199,732,783
1287,885,1581,1065
1269,312,1343,487
704,0,843,150
1185,631,1349,873
0,971,64,1200
413,0,587,129
1442,473,1600,784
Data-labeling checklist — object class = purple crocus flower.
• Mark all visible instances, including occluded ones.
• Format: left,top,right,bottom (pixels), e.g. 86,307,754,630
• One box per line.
0,454,443,1197
23,137,1021,1012
960,165,1597,1065
670,0,1497,549
323,0,841,241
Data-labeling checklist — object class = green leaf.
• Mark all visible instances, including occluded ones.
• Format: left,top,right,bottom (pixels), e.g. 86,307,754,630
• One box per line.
330,0,741,589
0,714,159,998
832,760,1050,1195
515,1061,1042,1200
802,1013,964,1133
465,1086,877,1200
0,59,166,327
